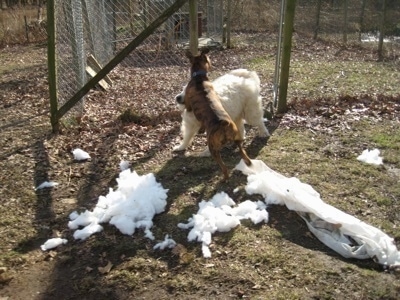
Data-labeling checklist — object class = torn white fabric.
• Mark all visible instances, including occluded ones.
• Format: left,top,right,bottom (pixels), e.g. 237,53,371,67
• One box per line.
235,159,400,268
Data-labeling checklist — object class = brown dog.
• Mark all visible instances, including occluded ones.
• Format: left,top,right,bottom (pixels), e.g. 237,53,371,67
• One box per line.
182,48,252,180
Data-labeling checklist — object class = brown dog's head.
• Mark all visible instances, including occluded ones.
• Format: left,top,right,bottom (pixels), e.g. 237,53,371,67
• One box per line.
186,48,211,76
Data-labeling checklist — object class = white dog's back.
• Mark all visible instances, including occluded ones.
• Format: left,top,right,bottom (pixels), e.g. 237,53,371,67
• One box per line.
212,69,268,136
227,69,261,87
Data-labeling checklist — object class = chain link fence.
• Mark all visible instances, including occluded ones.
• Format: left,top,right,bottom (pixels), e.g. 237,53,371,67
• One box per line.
53,0,225,113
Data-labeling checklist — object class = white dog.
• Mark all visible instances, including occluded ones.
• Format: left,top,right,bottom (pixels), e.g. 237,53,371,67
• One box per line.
173,69,269,155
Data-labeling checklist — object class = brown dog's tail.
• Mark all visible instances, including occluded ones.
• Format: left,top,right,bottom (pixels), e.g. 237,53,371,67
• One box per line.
221,119,231,127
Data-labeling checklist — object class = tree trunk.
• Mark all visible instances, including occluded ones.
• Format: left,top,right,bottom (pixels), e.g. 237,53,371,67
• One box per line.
313,0,322,40
358,0,367,42
343,0,348,44
1,0,8,10
378,0,387,61
37,0,43,22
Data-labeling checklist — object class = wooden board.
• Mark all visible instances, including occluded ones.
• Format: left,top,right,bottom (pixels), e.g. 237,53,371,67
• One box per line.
85,65,110,90
86,54,113,86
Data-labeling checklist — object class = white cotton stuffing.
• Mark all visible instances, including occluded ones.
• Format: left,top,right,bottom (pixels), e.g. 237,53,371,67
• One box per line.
357,148,383,165
119,160,130,171
68,169,168,241
41,238,68,251
35,181,59,190
73,223,103,240
72,148,91,160
153,235,177,250
178,192,269,258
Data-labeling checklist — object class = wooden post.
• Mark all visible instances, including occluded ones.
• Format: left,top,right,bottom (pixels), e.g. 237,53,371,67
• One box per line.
226,0,232,48
24,16,29,43
46,0,59,132
188,0,198,54
273,0,286,108
277,0,296,115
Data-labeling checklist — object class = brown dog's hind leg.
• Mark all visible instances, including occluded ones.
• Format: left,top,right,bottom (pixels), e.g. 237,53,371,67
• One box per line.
235,140,252,166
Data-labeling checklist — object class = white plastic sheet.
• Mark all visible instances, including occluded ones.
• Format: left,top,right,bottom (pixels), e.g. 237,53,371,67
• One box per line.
235,159,400,268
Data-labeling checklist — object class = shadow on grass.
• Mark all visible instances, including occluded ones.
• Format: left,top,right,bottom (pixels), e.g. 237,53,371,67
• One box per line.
267,205,384,271
22,117,277,298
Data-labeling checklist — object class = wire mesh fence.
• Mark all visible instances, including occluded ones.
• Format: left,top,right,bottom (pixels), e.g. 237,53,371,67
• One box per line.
294,0,398,44
54,0,398,105
1,1,399,116
52,0,226,114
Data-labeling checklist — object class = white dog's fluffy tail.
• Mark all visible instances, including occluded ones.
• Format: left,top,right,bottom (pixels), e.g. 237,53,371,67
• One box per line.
227,69,269,137
228,69,261,87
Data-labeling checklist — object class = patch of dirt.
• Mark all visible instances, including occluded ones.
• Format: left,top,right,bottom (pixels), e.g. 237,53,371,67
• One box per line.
1,36,400,300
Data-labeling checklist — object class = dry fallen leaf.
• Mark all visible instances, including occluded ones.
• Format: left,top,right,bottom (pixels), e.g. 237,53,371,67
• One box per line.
172,243,194,264
98,261,113,274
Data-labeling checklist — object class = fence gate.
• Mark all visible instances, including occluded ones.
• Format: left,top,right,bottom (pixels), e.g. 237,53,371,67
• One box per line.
48,0,224,132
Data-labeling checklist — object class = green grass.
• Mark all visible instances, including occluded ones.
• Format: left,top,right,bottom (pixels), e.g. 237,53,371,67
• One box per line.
245,55,400,100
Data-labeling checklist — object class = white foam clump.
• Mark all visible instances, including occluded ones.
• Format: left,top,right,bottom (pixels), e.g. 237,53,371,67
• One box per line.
41,238,68,251
178,192,268,258
153,234,177,250
357,149,383,165
119,160,130,171
35,181,59,190
68,169,168,241
72,148,91,160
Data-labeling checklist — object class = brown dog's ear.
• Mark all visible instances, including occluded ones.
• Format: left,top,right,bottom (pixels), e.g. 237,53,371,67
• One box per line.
200,48,210,55
185,50,194,61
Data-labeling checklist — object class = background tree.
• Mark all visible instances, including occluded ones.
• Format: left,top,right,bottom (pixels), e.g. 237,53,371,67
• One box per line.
378,0,387,61
358,0,367,42
313,0,322,40
1,0,7,9
343,0,348,44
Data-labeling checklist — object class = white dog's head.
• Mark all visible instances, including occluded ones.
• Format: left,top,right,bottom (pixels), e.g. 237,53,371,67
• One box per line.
175,85,187,111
